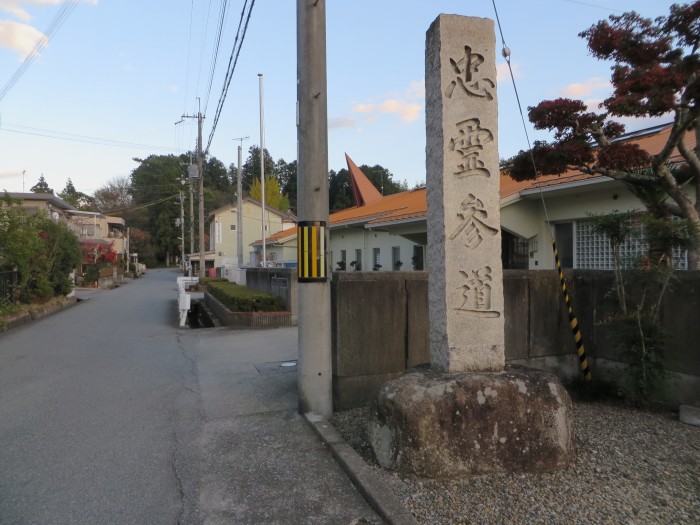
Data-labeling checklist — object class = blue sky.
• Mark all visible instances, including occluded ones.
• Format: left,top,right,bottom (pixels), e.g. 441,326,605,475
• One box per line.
0,0,670,196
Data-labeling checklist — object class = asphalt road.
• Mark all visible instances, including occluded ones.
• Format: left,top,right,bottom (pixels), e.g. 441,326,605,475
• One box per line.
0,270,198,524
0,269,380,525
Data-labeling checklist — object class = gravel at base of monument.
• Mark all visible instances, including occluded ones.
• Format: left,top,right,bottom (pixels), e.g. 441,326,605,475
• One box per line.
330,401,700,524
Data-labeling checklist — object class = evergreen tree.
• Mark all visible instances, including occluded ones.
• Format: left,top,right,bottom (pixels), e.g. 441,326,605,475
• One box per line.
30,175,53,194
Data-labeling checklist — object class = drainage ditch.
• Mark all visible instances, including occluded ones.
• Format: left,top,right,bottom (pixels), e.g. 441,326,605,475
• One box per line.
187,300,216,329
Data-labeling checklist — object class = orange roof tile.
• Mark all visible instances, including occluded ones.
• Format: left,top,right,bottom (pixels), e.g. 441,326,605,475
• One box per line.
500,122,693,198
253,226,298,246
330,186,427,227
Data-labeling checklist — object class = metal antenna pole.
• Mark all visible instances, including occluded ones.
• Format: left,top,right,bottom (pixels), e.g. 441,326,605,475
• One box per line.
234,136,249,272
258,74,267,267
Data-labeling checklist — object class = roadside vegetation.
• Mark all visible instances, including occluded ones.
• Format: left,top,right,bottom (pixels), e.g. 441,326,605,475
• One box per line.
0,195,81,309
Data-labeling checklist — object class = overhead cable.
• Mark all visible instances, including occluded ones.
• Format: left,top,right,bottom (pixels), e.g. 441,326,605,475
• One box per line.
205,0,256,153
203,0,231,115
0,0,79,103
1,121,183,153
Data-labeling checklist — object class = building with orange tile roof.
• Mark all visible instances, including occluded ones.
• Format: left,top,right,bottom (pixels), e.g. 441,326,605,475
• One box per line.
251,122,695,274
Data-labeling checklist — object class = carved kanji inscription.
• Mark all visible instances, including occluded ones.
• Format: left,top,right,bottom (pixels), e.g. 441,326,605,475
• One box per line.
449,118,493,178
445,45,495,100
456,266,500,318
449,193,498,249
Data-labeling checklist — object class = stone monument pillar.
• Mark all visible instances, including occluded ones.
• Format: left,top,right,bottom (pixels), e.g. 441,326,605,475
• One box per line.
426,15,504,373
368,14,574,478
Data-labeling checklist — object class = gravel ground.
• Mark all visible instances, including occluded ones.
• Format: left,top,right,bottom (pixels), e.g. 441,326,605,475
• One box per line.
330,401,700,525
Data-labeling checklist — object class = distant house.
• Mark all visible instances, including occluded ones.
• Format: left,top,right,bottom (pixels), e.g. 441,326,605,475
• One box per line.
6,192,74,222
66,210,128,266
205,197,294,278
5,192,129,276
251,122,695,273
250,227,299,268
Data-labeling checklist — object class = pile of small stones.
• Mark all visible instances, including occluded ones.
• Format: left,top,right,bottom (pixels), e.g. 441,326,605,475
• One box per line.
330,401,700,525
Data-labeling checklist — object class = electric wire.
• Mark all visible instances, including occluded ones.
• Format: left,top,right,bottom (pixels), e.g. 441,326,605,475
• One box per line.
105,193,181,215
492,0,592,381
194,0,214,108
1,122,183,153
490,0,553,231
203,0,231,115
183,0,195,117
0,0,79,103
205,0,256,153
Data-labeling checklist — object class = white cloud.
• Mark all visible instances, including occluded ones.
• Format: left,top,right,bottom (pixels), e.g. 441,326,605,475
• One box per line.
0,19,45,58
559,77,611,98
168,84,179,93
404,79,424,101
0,0,98,22
1,0,63,22
331,80,424,132
353,99,422,124
584,98,605,113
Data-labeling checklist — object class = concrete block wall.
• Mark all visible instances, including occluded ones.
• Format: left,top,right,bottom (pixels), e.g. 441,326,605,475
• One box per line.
332,270,700,409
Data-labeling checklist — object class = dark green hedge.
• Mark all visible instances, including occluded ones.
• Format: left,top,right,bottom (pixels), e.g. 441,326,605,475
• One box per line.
207,281,286,312
199,276,229,286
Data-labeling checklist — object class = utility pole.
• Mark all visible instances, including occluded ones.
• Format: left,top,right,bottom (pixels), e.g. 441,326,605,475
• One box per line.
258,74,267,267
179,189,185,272
189,173,195,274
181,105,206,278
297,0,332,416
234,136,249,272
175,119,196,277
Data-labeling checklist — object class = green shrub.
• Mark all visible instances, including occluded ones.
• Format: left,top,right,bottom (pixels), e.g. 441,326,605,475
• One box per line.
32,275,54,302
207,281,286,312
84,265,99,285
199,276,229,286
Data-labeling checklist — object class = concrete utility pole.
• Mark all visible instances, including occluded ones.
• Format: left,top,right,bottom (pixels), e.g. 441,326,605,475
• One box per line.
258,73,267,267
189,175,195,273
181,109,206,278
197,112,205,278
179,189,185,272
296,0,332,417
182,111,206,277
234,137,249,271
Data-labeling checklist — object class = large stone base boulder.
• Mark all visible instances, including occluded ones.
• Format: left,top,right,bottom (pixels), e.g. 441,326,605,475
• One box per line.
368,365,574,477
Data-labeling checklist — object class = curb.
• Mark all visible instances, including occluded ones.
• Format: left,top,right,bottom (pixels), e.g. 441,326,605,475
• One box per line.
304,413,418,525
1,295,77,335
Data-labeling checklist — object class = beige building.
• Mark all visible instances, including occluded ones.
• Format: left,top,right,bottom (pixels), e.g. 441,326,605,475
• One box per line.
206,197,293,278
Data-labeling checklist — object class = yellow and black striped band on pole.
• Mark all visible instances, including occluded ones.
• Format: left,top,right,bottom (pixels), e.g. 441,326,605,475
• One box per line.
297,221,327,283
552,239,592,381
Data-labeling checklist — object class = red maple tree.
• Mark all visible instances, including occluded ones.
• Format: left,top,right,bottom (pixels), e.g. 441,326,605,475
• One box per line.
507,2,700,268
82,240,117,265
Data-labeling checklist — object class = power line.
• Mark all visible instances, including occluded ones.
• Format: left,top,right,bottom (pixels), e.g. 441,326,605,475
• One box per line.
1,121,184,153
105,193,180,215
194,0,214,106
183,0,195,116
203,0,231,115
0,0,79,103
205,0,256,153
